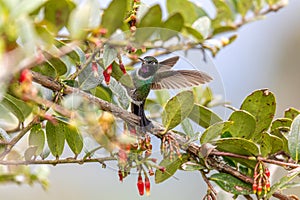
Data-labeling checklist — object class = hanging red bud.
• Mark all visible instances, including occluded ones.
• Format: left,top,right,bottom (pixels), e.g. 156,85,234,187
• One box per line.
257,185,262,195
119,63,126,74
144,176,150,196
148,169,154,176
118,170,123,182
265,168,270,177
106,64,113,74
252,183,257,194
103,70,111,85
137,174,144,196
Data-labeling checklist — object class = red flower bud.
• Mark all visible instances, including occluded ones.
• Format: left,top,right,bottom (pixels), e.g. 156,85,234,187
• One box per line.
266,181,271,191
159,166,166,173
148,169,154,176
265,168,270,177
144,176,150,196
150,158,157,163
106,64,113,74
137,174,144,196
118,170,123,182
252,183,257,194
145,150,151,158
103,70,111,85
257,185,262,195
19,69,32,83
119,63,126,74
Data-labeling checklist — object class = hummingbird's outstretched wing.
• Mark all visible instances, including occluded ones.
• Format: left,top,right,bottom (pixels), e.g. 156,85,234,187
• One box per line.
151,70,212,90
157,56,180,72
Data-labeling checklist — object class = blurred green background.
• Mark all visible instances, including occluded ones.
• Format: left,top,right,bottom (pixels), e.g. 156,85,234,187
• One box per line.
1,0,300,199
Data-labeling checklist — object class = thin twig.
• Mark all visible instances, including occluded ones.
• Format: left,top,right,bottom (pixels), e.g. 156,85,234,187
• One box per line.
0,156,116,166
0,117,39,159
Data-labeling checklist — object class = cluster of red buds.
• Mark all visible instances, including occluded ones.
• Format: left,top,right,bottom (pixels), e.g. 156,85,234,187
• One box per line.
161,134,181,160
252,161,271,196
136,173,151,196
117,134,166,196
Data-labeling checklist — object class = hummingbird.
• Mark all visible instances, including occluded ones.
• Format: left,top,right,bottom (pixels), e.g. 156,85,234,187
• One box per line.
128,56,212,127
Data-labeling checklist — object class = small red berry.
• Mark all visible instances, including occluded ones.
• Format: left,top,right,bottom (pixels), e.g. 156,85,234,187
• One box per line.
137,174,144,196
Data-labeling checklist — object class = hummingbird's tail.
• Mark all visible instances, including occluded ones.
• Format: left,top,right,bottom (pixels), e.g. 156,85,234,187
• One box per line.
131,101,151,127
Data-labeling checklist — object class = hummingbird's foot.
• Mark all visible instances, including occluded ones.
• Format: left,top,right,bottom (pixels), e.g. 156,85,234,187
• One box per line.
160,133,181,160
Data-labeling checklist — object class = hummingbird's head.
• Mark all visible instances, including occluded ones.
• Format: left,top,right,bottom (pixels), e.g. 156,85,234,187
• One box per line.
138,56,159,78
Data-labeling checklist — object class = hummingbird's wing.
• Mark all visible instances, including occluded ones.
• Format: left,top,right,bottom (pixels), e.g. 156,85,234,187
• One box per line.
151,70,212,90
157,56,180,72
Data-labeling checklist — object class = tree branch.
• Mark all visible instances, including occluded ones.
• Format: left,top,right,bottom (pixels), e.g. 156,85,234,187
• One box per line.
30,71,294,200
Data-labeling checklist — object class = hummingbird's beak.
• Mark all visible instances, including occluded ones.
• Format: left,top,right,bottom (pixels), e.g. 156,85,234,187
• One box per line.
138,57,144,63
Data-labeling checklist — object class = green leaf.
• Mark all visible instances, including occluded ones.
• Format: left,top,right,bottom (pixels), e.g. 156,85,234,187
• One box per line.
46,56,68,76
101,0,127,37
163,13,184,32
138,4,162,27
259,132,283,157
65,125,83,156
0,94,32,122
288,114,300,162
270,128,289,153
284,107,300,120
267,167,300,198
32,62,57,78
161,13,184,41
240,89,276,142
103,45,118,68
135,4,162,44
200,121,232,144
214,138,259,156
29,124,45,156
212,0,234,28
232,0,253,17
78,63,103,91
184,26,204,42
210,173,252,195
155,154,189,184
111,62,134,88
212,26,236,35
68,0,100,39
108,79,130,109
155,90,170,107
166,0,198,25
181,119,194,138
265,0,281,5
44,0,75,33
24,146,38,161
188,104,222,129
192,16,211,39
271,118,292,131
227,110,256,139
181,161,205,171
162,91,194,131
90,86,112,102
45,120,66,158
